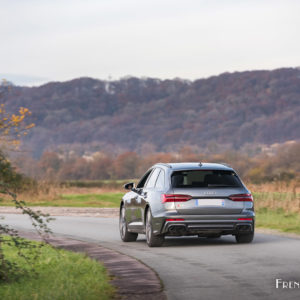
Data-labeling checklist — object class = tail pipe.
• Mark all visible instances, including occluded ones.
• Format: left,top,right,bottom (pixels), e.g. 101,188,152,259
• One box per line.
168,225,187,235
236,224,253,232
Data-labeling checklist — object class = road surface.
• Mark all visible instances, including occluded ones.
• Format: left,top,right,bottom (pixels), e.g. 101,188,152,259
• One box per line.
2,214,300,300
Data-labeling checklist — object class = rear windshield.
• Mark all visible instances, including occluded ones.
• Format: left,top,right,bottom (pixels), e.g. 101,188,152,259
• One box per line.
171,170,242,188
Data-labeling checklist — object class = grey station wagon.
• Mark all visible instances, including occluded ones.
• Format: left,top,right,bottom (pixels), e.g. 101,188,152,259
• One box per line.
119,162,255,247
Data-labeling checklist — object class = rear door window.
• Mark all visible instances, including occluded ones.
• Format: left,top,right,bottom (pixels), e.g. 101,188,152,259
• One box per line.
145,168,160,188
137,170,152,188
155,169,165,190
171,170,242,188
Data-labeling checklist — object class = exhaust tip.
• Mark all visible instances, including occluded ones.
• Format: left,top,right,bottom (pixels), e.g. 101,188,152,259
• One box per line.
168,225,187,235
237,224,252,232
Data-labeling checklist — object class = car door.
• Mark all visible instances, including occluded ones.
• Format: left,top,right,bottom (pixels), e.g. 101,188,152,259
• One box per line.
139,168,163,222
127,169,153,231
136,168,160,223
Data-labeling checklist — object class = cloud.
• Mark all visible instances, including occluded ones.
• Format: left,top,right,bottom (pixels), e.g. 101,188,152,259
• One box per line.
0,0,299,83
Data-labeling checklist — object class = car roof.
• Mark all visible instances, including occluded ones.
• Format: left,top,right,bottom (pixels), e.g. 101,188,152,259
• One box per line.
154,162,233,171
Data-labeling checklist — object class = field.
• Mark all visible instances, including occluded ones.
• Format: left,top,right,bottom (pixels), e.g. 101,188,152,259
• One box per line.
256,208,300,234
1,180,299,234
249,181,300,234
0,237,115,300
248,181,300,213
0,182,125,207
0,190,123,207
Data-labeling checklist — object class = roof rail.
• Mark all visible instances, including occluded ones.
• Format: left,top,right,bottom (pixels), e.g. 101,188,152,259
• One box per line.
156,163,172,168
219,162,231,168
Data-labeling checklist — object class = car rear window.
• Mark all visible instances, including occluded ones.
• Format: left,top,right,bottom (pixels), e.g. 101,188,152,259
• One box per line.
171,170,242,188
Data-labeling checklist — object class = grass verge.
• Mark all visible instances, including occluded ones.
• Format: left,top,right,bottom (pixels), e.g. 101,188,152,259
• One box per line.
0,192,123,207
256,208,300,234
0,238,115,300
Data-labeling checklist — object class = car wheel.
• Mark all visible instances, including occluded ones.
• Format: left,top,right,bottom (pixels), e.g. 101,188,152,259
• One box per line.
119,206,138,242
235,232,254,243
146,209,164,247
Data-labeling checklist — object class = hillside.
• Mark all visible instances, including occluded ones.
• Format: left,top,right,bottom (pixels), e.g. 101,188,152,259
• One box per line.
1,68,300,157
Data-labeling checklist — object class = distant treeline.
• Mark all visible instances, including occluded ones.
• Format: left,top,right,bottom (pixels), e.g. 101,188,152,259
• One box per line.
14,141,299,183
2,68,300,157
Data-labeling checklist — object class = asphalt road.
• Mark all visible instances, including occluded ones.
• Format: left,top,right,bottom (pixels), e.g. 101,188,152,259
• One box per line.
2,214,300,300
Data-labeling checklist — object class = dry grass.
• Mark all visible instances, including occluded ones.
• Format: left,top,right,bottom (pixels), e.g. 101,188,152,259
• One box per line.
0,181,124,205
0,181,124,207
1,180,299,213
247,180,300,213
2,179,299,234
57,186,124,195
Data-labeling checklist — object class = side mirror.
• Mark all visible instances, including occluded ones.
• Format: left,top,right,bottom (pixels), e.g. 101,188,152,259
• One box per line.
123,182,135,190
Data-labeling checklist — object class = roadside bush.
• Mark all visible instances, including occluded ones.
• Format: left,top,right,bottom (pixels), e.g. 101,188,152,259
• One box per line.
0,155,53,281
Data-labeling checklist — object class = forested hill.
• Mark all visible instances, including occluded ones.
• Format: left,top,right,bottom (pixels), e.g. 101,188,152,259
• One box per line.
1,68,300,157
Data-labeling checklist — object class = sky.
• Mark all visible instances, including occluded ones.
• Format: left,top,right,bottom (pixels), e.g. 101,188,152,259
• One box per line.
1,0,300,86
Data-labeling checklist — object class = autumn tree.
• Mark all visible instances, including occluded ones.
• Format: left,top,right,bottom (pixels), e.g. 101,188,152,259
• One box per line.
0,105,34,148
89,153,113,180
38,151,63,180
113,152,140,179
0,82,52,281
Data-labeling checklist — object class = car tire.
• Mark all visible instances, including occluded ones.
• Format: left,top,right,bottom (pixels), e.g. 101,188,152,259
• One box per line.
146,209,164,247
235,232,254,243
119,206,138,242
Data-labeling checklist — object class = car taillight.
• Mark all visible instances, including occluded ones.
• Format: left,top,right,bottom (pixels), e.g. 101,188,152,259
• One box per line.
166,218,185,221
238,218,253,221
161,194,192,203
229,194,253,202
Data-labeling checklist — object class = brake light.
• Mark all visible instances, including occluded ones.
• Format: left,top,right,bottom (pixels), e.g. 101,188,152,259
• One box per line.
166,218,185,221
229,194,253,202
238,218,252,221
161,194,192,203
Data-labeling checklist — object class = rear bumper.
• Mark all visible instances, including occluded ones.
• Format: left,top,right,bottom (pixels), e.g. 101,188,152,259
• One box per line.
159,215,255,236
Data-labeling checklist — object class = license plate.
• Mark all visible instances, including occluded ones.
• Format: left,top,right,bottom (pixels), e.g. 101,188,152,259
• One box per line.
195,199,225,207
